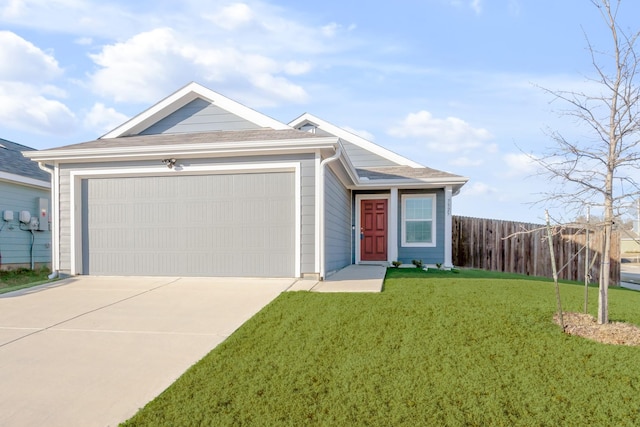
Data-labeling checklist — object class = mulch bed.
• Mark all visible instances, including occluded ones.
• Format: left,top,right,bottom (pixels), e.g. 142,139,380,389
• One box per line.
554,312,640,346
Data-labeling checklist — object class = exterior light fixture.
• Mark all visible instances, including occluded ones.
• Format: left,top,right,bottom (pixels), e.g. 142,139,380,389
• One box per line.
162,158,177,169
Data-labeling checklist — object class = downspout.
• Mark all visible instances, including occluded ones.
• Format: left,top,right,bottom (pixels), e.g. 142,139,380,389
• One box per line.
319,145,342,280
37,162,58,280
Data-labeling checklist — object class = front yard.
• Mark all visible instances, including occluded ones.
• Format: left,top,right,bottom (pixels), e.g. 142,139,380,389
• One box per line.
123,268,640,426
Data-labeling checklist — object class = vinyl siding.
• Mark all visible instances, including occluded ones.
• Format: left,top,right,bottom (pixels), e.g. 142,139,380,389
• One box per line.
341,140,398,168
397,189,445,264
139,98,263,135
324,167,351,274
0,181,51,268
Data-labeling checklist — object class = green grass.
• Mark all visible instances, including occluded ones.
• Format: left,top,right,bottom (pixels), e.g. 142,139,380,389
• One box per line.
0,266,53,294
122,268,640,426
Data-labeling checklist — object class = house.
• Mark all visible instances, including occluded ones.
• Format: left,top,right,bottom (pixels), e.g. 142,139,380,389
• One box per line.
0,138,51,270
24,82,468,279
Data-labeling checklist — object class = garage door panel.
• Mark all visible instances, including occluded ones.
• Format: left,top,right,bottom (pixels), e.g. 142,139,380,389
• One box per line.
83,172,295,277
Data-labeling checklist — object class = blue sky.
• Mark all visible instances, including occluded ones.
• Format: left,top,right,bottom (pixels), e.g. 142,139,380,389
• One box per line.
2,0,639,224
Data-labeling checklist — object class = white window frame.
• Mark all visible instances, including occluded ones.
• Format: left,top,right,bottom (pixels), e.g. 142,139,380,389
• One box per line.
401,194,436,247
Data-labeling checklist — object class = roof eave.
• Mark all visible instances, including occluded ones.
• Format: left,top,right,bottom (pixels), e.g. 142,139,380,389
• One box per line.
22,137,339,162
349,177,469,191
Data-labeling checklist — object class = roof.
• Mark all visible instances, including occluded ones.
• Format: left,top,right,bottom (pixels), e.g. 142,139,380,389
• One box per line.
289,113,424,168
51,128,322,151
0,138,50,183
357,166,465,181
23,129,340,163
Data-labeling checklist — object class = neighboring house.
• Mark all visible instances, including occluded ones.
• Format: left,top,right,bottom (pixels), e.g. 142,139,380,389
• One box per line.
0,138,51,270
621,229,640,255
24,82,468,279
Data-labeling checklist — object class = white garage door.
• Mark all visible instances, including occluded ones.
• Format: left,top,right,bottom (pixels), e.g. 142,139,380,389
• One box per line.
81,172,295,277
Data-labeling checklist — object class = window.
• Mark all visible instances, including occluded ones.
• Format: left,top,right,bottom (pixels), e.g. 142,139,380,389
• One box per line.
402,194,435,247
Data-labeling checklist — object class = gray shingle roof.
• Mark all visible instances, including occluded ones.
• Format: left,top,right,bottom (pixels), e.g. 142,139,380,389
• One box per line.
357,166,466,181
47,128,324,151
0,138,49,182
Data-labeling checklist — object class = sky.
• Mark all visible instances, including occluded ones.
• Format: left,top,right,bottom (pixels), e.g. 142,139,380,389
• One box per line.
1,0,639,224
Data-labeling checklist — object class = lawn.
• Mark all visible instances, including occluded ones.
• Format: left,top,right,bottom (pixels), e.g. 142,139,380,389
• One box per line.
0,266,52,294
122,268,640,426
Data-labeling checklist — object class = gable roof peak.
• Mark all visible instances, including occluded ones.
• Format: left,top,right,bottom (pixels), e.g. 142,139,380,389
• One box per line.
101,82,290,139
289,112,424,168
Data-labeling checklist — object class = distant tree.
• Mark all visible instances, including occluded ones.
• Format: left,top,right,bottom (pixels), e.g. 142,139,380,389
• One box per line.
535,0,640,324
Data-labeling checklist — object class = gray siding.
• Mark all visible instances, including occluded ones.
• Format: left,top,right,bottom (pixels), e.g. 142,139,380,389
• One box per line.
139,98,263,135
0,181,51,268
57,154,316,276
341,141,398,168
397,189,445,264
324,167,351,274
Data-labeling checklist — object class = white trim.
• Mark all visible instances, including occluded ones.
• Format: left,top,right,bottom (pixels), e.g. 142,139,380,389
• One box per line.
401,193,437,248
289,113,424,168
102,82,290,138
389,188,399,262
355,193,391,264
444,186,453,268
69,162,301,277
314,152,321,274
0,171,50,189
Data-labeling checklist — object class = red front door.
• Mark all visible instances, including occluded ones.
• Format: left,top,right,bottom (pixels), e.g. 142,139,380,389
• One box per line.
360,199,388,261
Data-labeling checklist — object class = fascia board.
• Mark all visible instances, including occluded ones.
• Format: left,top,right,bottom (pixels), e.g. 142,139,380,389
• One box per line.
102,82,290,139
347,177,469,191
0,171,50,189
289,112,424,168
22,137,339,162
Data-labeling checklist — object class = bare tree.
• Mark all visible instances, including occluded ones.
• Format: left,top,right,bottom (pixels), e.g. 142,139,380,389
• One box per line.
535,0,640,324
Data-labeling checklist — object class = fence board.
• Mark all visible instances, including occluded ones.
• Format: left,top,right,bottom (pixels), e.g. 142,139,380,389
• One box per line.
452,216,620,284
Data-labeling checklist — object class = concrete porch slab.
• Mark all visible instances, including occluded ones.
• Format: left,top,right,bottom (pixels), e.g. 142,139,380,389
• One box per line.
311,264,387,293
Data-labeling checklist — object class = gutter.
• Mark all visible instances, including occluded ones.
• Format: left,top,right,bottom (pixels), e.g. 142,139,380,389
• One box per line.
318,145,342,280
36,162,58,280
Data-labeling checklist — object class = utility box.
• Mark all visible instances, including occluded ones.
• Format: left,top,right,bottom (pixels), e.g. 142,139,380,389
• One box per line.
2,210,13,222
38,198,49,231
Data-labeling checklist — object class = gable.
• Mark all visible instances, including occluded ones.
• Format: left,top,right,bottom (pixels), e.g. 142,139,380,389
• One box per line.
101,82,289,139
138,98,263,135
289,114,423,169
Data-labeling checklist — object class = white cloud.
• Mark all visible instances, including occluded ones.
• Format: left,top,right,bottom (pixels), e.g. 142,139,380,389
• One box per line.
502,152,539,177
388,110,493,153
450,157,483,167
88,27,310,105
471,0,482,14
283,61,312,76
461,181,497,196
0,31,62,81
207,3,254,30
0,82,76,135
0,32,74,135
83,103,128,133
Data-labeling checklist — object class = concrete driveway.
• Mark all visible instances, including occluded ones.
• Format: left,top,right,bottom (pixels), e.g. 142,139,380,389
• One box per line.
0,276,294,427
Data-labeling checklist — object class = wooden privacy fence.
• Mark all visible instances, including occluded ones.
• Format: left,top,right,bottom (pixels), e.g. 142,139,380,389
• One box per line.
452,216,620,284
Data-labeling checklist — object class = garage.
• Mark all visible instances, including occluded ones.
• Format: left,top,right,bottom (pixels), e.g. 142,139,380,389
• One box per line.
81,172,295,277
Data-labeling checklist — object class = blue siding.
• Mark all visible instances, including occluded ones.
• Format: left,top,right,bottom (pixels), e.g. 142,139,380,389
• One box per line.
324,167,351,274
397,189,445,265
0,181,51,268
139,98,262,135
